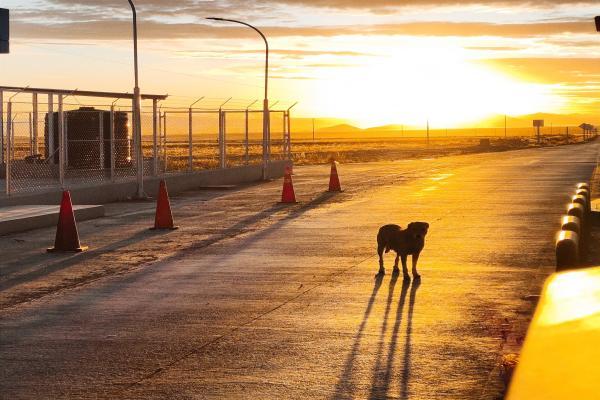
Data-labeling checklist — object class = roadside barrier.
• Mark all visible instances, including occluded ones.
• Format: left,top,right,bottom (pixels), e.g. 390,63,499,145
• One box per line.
328,160,342,192
151,180,178,230
555,230,579,270
560,215,581,237
567,202,585,222
47,191,88,253
576,182,590,192
575,188,591,212
280,166,297,203
555,182,592,269
571,194,588,212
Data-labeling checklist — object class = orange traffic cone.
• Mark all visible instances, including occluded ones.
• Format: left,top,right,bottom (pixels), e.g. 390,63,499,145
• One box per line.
47,191,88,252
328,160,342,192
151,180,178,230
280,166,297,203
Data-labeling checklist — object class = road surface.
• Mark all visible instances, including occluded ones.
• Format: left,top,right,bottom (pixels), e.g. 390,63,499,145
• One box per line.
1,142,598,399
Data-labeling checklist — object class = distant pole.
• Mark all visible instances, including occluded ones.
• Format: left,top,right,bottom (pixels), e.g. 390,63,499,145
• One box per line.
207,17,270,180
127,0,144,198
504,115,507,138
566,126,569,144
426,119,430,145
312,118,315,142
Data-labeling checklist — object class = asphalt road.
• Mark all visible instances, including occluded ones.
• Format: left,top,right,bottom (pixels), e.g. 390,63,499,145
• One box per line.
1,142,598,399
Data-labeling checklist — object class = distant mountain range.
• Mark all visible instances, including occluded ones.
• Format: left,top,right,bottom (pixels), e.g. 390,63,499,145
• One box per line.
291,113,599,136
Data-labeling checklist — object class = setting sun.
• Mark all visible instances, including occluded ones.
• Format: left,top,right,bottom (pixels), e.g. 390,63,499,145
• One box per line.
311,46,564,128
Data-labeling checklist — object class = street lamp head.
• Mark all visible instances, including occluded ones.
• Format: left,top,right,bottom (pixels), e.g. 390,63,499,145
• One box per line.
207,17,224,21
595,16,600,32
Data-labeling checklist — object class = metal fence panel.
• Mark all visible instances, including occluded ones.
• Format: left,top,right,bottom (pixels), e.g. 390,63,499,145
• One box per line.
0,88,293,198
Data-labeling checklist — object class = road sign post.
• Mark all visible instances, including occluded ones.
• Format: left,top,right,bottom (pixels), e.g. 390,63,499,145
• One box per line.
0,9,8,54
533,120,544,144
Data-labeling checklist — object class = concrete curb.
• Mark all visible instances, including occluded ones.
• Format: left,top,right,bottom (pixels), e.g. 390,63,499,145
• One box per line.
0,205,105,236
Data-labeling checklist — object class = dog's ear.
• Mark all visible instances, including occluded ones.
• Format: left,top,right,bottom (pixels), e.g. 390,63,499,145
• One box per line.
407,222,415,230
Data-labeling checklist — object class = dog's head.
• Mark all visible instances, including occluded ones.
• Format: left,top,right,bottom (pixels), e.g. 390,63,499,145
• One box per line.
407,222,429,240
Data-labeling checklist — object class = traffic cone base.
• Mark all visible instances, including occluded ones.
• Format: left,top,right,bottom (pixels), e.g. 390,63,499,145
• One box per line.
280,166,297,204
47,190,87,253
47,245,88,253
328,161,342,192
151,180,179,230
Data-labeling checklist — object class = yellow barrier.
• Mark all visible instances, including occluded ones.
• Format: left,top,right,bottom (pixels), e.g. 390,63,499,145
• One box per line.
507,266,600,399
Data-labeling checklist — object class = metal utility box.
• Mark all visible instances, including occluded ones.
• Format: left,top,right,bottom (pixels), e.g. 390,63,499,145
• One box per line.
0,8,8,54
44,107,131,169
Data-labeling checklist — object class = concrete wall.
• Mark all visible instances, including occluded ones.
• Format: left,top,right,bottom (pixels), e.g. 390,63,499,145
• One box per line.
0,160,291,206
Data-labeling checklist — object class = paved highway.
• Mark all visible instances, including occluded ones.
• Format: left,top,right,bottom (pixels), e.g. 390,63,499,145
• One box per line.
1,142,598,399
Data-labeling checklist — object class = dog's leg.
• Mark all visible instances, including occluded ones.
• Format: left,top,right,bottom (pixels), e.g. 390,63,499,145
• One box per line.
393,253,400,273
412,252,421,279
401,254,410,280
377,244,385,275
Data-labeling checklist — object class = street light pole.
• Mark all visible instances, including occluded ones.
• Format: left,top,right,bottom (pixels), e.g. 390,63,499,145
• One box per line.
207,17,270,179
128,0,144,198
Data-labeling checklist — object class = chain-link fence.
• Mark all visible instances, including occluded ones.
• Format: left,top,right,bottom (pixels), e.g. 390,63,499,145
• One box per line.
0,87,294,198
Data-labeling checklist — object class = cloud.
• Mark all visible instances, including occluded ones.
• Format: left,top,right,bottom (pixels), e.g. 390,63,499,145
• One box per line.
11,20,598,40
38,0,600,9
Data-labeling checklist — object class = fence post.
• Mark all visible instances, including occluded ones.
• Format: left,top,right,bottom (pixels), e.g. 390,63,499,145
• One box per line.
133,97,144,198
286,111,292,159
282,111,286,157
262,103,270,180
0,90,4,164
0,90,3,167
188,107,193,172
6,100,11,196
110,105,115,181
152,99,158,176
163,111,167,171
32,92,38,155
98,111,104,170
48,94,54,164
58,94,65,189
28,113,33,156
219,110,226,169
245,108,249,165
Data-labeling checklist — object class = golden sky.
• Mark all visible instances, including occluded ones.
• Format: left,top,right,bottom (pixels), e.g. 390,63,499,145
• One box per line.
2,0,600,127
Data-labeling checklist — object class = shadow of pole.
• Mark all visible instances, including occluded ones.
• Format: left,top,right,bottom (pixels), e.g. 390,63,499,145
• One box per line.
368,271,399,399
332,274,384,400
400,279,421,400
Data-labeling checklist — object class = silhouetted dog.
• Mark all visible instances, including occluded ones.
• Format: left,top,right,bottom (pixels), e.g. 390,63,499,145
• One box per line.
377,222,429,279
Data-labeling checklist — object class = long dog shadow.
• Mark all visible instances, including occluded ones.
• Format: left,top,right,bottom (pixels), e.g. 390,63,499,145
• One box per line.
335,275,421,400
369,277,411,399
368,271,400,399
332,274,384,399
401,279,421,399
